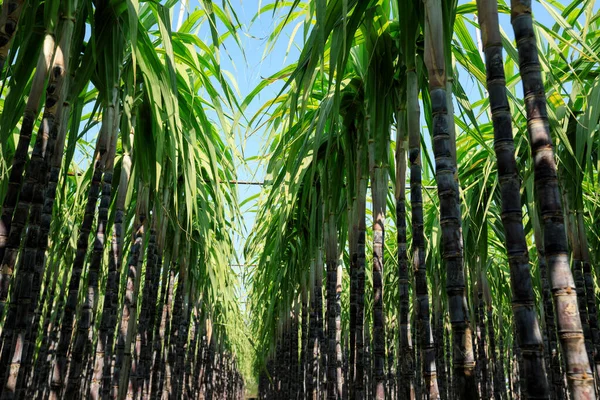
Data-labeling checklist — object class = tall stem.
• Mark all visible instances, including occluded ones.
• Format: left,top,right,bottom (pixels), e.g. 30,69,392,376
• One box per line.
407,68,439,399
325,211,343,400
510,1,595,397
113,184,148,399
477,0,551,397
423,0,477,396
354,134,368,400
0,33,54,281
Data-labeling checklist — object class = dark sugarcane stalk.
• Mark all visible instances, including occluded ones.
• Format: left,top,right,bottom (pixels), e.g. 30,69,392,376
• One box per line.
436,306,447,400
224,355,231,399
91,149,132,400
343,331,349,400
1,151,48,398
162,278,181,399
566,172,600,392
291,305,300,400
423,0,477,396
183,305,198,398
195,315,207,400
407,66,439,400
258,362,267,400
136,219,163,399
412,315,420,400
129,223,158,399
184,293,199,398
564,189,595,376
397,79,416,400
481,279,493,400
179,270,195,398
34,241,71,400
25,245,59,391
386,333,394,399
18,93,72,396
507,335,513,399
582,256,600,391
213,345,221,400
318,246,328,399
282,313,291,400
0,33,54,285
354,132,368,400
149,262,171,400
206,321,214,400
80,74,122,398
325,210,343,400
211,348,218,400
510,0,595,397
161,246,185,400
205,330,216,400
1,98,67,400
173,257,191,399
562,93,600,393
343,115,363,400
444,325,452,399
302,274,309,400
152,257,176,400
27,239,62,396
0,25,69,375
515,328,526,400
156,206,184,400
66,91,119,399
363,35,392,394
499,316,508,400
196,318,210,400
174,244,195,399
147,243,169,400
260,368,265,400
113,184,148,399
541,304,552,400
221,350,227,399
476,276,488,399
24,241,59,395
348,176,359,399
349,191,358,400
199,316,211,399
514,337,522,399
220,347,227,398
49,117,108,400
532,209,565,400
364,327,371,400
578,210,600,389
487,307,502,400
574,259,594,375
309,257,320,400
369,156,387,400
1,8,74,393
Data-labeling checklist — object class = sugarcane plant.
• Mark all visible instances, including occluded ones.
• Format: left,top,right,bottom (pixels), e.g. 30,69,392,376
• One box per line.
1,0,600,399
0,1,251,399
248,0,600,400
